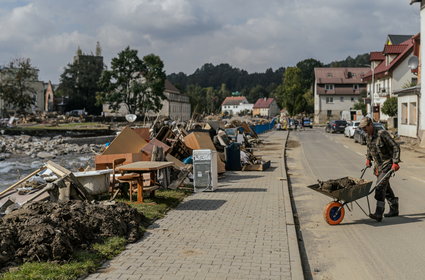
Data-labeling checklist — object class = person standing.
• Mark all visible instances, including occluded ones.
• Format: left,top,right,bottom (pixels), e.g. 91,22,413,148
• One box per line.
359,117,400,222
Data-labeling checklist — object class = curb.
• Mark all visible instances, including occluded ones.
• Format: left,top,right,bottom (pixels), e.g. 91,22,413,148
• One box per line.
281,130,304,280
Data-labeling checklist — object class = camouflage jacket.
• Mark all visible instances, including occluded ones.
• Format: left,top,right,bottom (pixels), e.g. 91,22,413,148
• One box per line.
366,129,400,167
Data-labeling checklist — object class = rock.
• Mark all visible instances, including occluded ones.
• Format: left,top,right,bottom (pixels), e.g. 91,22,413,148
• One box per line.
37,152,55,159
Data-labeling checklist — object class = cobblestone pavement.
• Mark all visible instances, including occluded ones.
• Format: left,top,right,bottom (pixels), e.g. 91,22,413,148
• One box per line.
86,130,301,280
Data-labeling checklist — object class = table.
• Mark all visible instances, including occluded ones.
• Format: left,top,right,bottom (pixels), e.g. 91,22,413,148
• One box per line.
116,161,174,203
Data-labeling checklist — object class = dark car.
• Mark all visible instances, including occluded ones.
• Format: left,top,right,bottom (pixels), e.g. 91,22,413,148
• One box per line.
302,118,313,128
353,122,386,145
325,120,347,133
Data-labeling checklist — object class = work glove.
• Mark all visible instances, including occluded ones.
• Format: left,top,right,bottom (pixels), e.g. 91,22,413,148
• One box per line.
391,163,400,172
365,159,372,167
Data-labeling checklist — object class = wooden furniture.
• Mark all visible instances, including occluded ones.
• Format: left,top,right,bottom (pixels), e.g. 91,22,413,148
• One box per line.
116,161,174,203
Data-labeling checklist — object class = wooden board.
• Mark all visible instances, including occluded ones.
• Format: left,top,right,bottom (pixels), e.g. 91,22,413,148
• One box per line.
132,127,151,141
95,153,145,170
102,126,147,155
242,160,271,171
184,132,216,150
183,132,225,174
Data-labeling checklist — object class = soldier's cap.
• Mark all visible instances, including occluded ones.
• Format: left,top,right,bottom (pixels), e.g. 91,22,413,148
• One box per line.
359,117,371,128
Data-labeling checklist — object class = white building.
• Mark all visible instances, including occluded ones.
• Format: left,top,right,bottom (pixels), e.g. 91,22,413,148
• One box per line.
313,67,369,123
221,96,253,115
363,35,417,121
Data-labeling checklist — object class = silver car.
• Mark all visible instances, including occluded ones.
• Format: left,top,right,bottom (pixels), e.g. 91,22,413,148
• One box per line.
344,121,360,138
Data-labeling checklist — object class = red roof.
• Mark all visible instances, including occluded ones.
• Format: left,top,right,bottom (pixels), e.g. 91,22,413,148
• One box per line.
383,44,407,54
221,96,248,106
314,67,369,84
370,52,384,61
363,36,414,81
253,98,275,108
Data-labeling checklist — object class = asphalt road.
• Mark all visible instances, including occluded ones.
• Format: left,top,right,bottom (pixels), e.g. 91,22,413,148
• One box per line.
287,127,425,280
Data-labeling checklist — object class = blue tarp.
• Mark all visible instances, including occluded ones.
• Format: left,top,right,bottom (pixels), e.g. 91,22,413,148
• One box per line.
250,117,276,134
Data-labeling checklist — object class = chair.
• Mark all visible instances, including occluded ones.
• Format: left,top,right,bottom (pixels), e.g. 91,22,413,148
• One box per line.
111,158,141,202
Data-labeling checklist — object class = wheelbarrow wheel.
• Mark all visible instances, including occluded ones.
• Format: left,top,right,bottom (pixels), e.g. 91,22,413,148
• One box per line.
323,202,345,225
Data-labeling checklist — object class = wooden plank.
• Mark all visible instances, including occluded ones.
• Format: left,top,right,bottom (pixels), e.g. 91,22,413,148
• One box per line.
95,153,144,170
183,132,216,150
103,126,147,155
46,161,72,177
117,161,174,171
0,166,47,198
165,154,185,170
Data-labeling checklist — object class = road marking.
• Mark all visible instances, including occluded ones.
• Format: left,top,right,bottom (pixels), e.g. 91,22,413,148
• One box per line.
356,152,363,156
344,145,349,149
409,176,425,184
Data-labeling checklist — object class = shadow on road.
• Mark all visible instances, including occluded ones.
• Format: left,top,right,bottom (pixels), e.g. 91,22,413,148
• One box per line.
342,212,425,226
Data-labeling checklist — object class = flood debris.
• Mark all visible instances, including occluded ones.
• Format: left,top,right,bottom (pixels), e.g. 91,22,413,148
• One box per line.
0,200,145,267
318,177,360,192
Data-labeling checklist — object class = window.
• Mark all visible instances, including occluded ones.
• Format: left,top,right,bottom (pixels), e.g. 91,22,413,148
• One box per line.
409,102,417,125
351,97,356,102
326,97,333,103
353,84,359,90
327,110,332,117
325,84,334,90
401,103,408,124
412,77,418,86
327,73,333,77
340,97,344,102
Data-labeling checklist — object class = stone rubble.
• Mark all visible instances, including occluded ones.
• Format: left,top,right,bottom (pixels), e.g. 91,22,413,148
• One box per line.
0,135,104,160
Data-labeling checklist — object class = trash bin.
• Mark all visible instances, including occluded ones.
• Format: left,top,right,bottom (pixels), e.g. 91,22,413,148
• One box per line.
225,143,242,171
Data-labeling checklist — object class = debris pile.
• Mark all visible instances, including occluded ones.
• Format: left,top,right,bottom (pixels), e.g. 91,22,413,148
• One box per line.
0,200,145,266
318,177,360,192
0,135,104,159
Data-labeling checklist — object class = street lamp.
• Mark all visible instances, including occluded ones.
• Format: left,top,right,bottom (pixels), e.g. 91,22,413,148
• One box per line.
363,64,374,118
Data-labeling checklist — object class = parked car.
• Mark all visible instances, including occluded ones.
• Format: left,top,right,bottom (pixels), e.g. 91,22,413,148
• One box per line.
302,118,313,128
353,122,386,145
344,121,360,138
325,120,347,133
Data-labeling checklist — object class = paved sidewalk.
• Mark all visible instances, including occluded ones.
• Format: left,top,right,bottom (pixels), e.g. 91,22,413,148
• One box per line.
86,130,302,280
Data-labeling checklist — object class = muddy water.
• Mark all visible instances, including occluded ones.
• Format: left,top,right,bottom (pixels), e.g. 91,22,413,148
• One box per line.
0,153,95,192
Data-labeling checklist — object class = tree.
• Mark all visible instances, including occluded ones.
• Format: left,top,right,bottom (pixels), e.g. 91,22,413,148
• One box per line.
277,67,304,116
97,47,166,115
353,102,367,116
0,58,38,115
57,46,104,114
381,97,398,117
296,58,324,90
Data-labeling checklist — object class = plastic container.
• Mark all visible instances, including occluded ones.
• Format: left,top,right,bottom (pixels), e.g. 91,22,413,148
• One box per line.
74,169,112,195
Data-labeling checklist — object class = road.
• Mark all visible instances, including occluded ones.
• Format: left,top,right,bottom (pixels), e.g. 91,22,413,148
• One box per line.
286,127,425,280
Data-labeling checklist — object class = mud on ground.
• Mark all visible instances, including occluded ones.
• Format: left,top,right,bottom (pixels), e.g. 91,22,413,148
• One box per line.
0,200,146,267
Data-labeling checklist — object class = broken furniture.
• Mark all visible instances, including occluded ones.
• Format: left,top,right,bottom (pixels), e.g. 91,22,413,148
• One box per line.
116,161,174,203
95,126,149,170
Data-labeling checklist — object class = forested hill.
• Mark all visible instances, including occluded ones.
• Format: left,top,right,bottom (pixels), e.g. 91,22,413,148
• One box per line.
167,53,370,92
167,63,284,94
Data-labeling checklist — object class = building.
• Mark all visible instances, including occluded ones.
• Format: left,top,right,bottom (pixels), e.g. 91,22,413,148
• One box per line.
157,80,191,121
313,67,368,123
221,96,253,116
103,79,191,120
252,98,280,118
362,34,417,121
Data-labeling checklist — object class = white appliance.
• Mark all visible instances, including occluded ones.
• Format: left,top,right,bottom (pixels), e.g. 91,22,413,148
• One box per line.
193,149,218,192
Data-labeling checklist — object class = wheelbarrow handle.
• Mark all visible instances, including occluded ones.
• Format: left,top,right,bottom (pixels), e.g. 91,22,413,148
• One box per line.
360,166,370,179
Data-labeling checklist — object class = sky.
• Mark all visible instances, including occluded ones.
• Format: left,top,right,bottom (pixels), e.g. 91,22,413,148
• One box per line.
0,0,420,84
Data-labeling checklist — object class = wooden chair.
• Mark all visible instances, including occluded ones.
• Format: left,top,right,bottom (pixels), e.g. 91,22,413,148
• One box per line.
111,158,141,202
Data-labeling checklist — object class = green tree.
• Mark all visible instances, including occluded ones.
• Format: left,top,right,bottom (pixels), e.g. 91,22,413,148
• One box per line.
57,47,104,114
97,47,166,115
381,97,398,117
353,102,367,116
296,58,324,90
0,58,38,114
278,67,303,116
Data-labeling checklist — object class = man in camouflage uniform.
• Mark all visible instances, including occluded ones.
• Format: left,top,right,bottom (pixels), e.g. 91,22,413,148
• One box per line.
359,117,400,222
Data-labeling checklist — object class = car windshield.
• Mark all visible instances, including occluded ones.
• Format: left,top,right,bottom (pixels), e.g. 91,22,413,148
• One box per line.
335,121,347,125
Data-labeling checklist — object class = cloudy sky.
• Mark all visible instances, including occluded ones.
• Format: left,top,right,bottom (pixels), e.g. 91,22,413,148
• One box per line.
0,0,420,83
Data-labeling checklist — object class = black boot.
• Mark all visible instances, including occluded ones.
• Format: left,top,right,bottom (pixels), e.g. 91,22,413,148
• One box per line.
369,201,385,222
384,197,399,217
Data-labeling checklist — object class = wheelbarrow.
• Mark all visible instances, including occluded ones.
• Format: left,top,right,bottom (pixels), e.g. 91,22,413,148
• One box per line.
307,167,394,225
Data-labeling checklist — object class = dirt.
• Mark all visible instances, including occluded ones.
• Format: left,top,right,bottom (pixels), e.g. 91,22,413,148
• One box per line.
286,140,300,148
319,177,358,192
0,200,146,267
